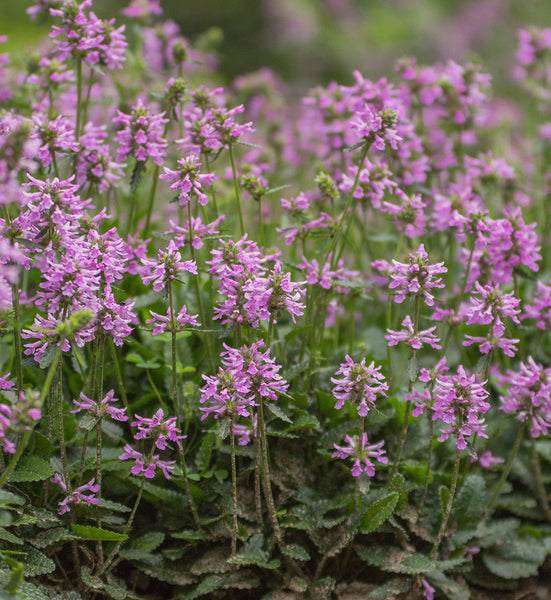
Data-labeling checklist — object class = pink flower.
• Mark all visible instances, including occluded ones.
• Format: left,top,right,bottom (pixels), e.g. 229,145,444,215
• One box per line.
331,355,388,416
119,445,176,479
431,366,490,450
71,389,128,422
141,240,197,292
385,315,441,350
385,244,447,307
146,306,200,335
160,154,216,206
113,99,168,166
131,409,186,451
332,433,388,477
51,474,100,515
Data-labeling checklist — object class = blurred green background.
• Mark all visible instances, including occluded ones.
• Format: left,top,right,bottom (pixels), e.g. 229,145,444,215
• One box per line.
2,0,551,96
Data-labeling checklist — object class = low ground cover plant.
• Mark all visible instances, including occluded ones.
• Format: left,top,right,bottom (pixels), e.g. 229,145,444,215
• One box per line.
2,1,551,598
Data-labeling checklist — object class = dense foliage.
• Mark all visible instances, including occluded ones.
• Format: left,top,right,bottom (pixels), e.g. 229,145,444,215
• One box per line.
2,1,551,599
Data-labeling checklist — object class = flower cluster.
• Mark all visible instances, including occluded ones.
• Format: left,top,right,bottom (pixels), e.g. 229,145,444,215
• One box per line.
332,433,388,477
431,366,490,450
331,355,388,416
200,342,288,424
50,474,100,515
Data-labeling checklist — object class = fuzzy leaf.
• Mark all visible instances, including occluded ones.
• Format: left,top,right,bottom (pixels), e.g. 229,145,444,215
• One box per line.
78,415,98,432
407,354,418,382
227,533,280,569
0,490,25,508
0,573,51,600
367,578,411,599
130,160,145,192
21,548,56,576
266,403,293,424
32,527,77,548
195,432,215,474
356,546,435,574
308,576,336,599
287,414,321,431
360,492,399,533
427,571,470,600
71,524,128,541
130,531,164,552
182,574,227,599
388,472,408,513
483,538,546,579
171,529,205,541
281,543,310,561
450,473,485,531
137,563,194,586
0,528,22,545
96,499,131,513
10,456,54,483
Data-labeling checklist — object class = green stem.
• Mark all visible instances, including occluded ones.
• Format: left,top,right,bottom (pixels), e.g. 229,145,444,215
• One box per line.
418,410,434,513
257,198,264,247
0,345,63,489
230,413,238,555
143,164,160,240
109,338,128,411
168,280,179,425
11,277,23,396
57,360,70,491
531,437,551,524
178,448,201,529
328,143,370,270
75,59,82,143
98,475,147,577
228,142,245,236
431,445,461,558
485,423,525,515
203,153,218,218
256,398,282,546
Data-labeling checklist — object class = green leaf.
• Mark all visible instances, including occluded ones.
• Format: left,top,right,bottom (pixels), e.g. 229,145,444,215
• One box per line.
427,570,470,600
388,472,408,513
286,413,321,431
130,531,164,552
483,538,546,579
360,492,399,533
439,485,450,517
367,578,411,599
32,527,76,548
78,414,98,432
21,547,56,576
0,528,22,545
407,354,418,382
181,574,227,599
195,432,215,474
130,160,145,192
71,524,128,541
0,490,25,508
450,473,486,531
171,529,205,542
356,545,435,575
308,576,336,599
10,456,54,483
96,499,131,513
226,533,280,569
281,543,310,561
266,403,293,424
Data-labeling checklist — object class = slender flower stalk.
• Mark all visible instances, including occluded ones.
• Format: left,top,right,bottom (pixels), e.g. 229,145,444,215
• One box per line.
228,142,245,236
485,423,525,515
0,346,63,489
431,443,461,558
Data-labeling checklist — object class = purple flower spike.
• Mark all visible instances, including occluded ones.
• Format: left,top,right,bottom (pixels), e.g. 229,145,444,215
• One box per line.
332,433,388,477
331,355,388,416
